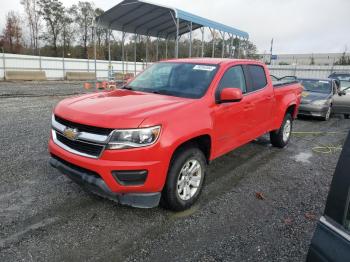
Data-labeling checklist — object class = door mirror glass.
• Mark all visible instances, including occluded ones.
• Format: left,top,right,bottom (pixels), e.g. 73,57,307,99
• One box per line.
219,88,243,103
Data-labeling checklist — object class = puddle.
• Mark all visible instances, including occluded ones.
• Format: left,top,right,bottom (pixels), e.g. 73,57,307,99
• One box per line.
293,152,313,164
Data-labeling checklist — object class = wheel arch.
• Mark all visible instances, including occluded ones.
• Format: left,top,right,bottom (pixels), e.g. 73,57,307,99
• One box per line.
170,134,212,165
286,104,297,119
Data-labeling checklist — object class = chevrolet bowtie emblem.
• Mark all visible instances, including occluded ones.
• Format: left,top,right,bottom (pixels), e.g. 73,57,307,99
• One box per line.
63,128,79,141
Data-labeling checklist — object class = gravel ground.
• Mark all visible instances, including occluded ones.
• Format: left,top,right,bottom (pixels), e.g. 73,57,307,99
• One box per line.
0,82,349,262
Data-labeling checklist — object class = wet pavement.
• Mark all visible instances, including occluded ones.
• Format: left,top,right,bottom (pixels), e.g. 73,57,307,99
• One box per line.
1,82,349,261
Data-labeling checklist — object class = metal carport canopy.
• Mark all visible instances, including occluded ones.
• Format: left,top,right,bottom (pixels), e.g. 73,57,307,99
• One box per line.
96,0,249,39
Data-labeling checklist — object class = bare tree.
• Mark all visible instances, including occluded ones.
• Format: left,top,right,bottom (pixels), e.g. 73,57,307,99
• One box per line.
21,0,40,54
1,11,23,53
61,7,75,56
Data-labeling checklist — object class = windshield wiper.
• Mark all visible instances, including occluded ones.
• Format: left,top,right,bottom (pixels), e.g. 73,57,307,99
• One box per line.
122,86,133,90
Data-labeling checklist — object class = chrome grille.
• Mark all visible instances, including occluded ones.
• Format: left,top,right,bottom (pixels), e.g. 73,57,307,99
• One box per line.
52,115,112,158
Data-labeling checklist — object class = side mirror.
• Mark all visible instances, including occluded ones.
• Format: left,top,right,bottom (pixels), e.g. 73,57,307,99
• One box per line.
219,88,243,103
125,77,133,85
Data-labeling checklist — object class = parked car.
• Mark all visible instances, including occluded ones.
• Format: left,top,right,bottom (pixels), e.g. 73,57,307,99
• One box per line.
298,78,338,121
329,72,350,81
307,131,350,261
49,58,302,210
332,80,350,119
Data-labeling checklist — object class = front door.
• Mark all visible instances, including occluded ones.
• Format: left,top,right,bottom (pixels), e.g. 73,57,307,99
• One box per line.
333,80,350,116
212,65,249,157
307,131,350,261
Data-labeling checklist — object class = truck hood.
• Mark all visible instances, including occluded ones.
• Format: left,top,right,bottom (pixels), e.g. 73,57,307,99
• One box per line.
301,91,332,104
54,90,191,128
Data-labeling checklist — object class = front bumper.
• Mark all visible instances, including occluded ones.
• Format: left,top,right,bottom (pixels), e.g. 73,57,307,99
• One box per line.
298,104,329,117
49,134,171,207
50,156,161,208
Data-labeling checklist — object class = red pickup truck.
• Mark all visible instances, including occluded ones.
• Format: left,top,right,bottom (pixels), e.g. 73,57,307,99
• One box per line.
49,58,302,210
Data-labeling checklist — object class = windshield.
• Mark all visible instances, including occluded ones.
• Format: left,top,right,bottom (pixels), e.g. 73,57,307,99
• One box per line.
300,79,332,94
340,80,350,92
126,62,218,99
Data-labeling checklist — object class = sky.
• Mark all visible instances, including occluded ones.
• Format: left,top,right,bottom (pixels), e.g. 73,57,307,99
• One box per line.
1,0,350,54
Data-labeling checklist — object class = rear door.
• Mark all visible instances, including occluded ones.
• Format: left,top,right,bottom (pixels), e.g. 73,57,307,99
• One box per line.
242,64,275,138
307,131,350,262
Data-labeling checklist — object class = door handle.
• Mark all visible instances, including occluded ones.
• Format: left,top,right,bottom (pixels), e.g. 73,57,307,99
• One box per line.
244,102,255,110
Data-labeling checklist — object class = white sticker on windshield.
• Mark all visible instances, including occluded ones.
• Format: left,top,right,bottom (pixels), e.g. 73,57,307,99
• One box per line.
193,65,216,71
319,81,329,83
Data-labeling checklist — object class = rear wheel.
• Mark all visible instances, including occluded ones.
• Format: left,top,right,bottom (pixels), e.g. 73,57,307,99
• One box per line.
270,113,293,148
161,146,207,211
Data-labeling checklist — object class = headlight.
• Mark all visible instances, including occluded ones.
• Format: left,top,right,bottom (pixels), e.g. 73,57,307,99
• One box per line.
107,126,161,150
312,99,328,106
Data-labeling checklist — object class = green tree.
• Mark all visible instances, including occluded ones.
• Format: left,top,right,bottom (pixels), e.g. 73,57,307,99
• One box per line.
71,1,96,59
38,0,65,56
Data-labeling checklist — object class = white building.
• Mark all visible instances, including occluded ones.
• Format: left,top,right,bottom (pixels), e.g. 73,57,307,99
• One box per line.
261,53,348,65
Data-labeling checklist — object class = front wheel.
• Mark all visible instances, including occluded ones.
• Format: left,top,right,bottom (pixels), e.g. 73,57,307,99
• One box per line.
161,146,207,211
322,106,332,121
270,113,293,148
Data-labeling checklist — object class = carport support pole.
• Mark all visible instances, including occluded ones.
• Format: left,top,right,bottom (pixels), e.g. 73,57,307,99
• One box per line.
156,37,159,61
221,32,226,58
38,48,42,71
1,48,5,80
210,28,215,58
121,32,126,75
165,39,168,59
134,34,137,76
201,27,204,57
146,36,149,66
229,35,234,58
94,24,97,79
175,18,179,58
189,22,193,58
108,29,111,80
62,49,65,79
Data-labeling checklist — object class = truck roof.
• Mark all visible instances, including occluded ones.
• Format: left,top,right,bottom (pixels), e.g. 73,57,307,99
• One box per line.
160,58,261,65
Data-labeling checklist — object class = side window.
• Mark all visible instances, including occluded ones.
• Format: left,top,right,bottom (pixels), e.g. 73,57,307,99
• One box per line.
345,193,350,231
247,65,267,92
217,66,247,95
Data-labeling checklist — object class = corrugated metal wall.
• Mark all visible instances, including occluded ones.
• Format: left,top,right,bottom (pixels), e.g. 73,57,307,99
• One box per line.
1,53,350,80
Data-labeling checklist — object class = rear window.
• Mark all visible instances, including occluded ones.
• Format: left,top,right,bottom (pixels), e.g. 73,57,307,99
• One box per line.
345,197,350,231
247,65,267,92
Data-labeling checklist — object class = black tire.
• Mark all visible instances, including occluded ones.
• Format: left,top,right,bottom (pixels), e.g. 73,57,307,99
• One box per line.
345,114,350,119
161,146,207,211
322,105,332,121
270,113,293,148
